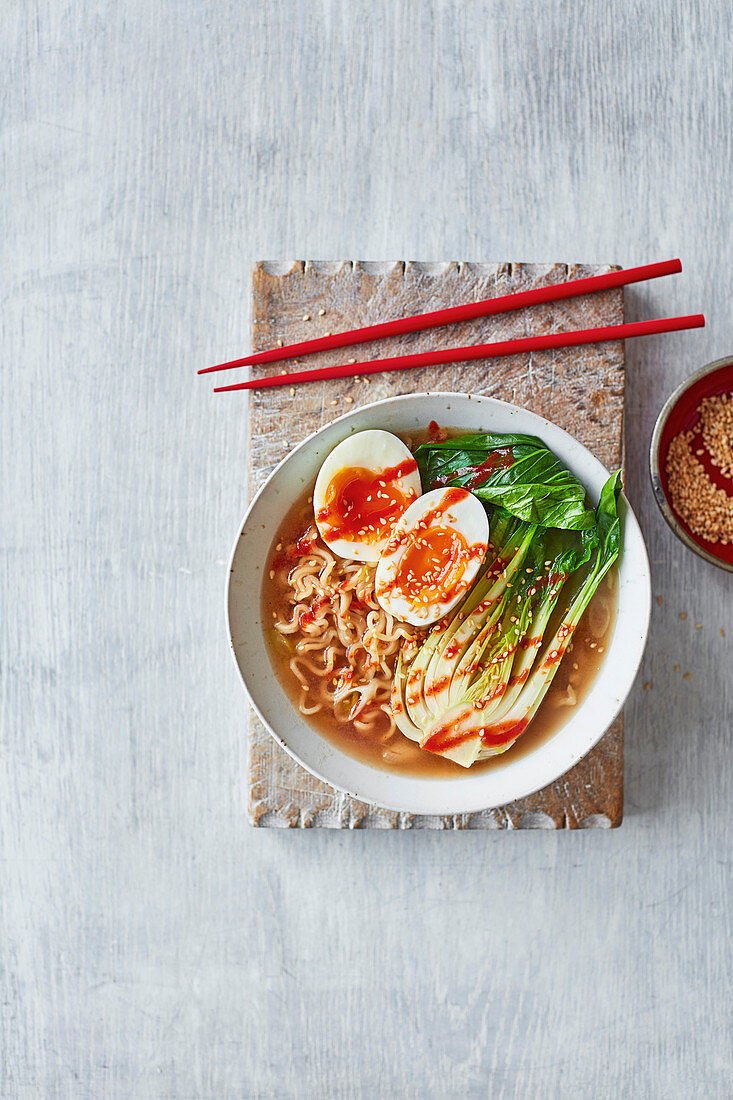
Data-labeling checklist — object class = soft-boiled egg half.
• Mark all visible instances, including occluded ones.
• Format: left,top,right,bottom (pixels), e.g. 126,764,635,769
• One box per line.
375,487,489,626
313,430,423,561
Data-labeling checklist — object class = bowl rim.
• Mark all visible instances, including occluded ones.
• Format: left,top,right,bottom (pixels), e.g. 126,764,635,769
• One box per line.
228,391,651,814
649,354,733,575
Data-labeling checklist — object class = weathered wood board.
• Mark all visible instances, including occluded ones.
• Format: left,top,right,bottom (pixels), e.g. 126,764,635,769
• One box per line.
248,260,625,828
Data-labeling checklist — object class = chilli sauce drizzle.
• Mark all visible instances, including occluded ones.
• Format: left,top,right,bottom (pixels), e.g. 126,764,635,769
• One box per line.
421,713,529,754
315,459,418,545
431,447,514,490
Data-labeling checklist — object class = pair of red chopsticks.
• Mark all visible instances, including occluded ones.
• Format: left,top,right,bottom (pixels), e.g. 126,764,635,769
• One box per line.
200,259,704,392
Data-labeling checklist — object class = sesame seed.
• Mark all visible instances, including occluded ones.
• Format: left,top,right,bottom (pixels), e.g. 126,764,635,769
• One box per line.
695,623,702,629
721,628,726,637
680,612,687,620
674,664,680,672
277,339,283,347
666,391,733,543
290,387,295,396
318,308,326,316
269,570,274,579
683,672,692,680
345,396,353,404
657,595,663,605
643,682,651,690
302,314,311,321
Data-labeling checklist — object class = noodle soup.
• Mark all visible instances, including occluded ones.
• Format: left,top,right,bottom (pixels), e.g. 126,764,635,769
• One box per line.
262,492,617,779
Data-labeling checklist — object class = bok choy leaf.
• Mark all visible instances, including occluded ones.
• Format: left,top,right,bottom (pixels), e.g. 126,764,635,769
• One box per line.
391,468,624,768
414,433,596,530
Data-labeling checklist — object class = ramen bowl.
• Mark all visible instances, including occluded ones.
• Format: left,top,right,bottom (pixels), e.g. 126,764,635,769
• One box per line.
228,393,651,815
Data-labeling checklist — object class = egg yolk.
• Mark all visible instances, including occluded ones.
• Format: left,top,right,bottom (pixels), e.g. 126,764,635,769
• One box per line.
316,460,417,544
390,526,471,605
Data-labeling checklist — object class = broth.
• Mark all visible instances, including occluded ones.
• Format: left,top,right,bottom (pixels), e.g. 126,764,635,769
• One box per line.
261,491,618,780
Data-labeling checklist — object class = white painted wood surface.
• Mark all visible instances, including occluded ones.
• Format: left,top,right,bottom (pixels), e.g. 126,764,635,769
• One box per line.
2,1,731,1096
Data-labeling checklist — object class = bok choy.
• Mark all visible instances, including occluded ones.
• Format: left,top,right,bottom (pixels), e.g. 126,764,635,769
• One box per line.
391,433,623,768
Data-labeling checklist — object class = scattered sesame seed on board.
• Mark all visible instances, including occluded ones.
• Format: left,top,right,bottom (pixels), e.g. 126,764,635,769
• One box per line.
643,682,651,690
329,399,338,406
721,628,726,637
289,387,295,396
674,664,680,672
695,622,702,629
302,314,310,321
683,672,692,680
680,612,687,620
344,396,353,403
318,308,326,316
657,595,663,605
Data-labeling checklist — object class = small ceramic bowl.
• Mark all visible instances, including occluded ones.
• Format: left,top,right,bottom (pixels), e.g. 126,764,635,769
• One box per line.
650,355,733,573
228,392,651,815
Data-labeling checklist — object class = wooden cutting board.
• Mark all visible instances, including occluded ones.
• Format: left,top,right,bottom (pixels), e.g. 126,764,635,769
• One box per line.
247,261,625,829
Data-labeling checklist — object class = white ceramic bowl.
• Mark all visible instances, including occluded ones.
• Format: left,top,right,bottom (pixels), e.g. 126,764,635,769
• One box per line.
228,393,651,814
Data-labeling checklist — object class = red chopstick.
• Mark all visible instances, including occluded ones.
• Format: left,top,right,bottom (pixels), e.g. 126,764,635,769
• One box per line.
213,313,705,392
200,258,682,376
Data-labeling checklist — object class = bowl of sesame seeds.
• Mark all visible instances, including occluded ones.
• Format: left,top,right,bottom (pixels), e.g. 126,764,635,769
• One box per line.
650,355,733,572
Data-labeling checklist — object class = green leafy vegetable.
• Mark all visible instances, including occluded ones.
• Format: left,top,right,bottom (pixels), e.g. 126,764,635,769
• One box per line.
414,432,596,530
391,464,624,768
